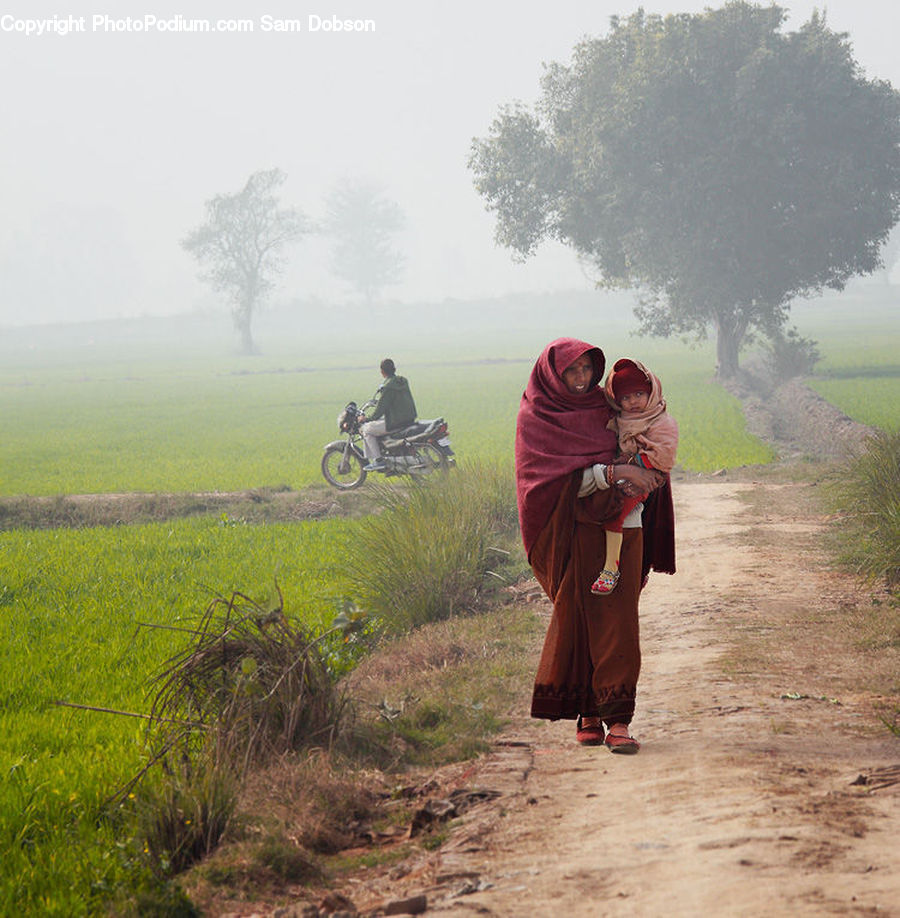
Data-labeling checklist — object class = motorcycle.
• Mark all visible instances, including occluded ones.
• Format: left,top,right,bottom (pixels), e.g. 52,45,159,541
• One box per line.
321,397,456,490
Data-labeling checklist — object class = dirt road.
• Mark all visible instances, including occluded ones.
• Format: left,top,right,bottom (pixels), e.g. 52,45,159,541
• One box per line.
347,479,900,917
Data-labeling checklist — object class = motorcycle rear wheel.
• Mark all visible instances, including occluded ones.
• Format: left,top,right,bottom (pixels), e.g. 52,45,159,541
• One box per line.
413,444,450,476
321,446,367,490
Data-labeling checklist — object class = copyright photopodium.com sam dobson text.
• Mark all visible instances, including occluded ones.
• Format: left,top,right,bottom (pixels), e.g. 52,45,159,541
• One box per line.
1,12,377,36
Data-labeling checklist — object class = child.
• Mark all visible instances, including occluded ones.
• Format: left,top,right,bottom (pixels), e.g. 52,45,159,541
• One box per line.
591,358,679,595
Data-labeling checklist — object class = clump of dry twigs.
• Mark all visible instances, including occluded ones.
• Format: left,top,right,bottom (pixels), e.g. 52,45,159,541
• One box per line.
148,586,346,775
129,586,348,876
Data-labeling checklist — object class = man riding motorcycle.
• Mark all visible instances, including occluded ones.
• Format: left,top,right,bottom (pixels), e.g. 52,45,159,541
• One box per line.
361,358,418,471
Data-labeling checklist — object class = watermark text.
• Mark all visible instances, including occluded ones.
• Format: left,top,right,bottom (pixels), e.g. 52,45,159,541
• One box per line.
0,12,377,36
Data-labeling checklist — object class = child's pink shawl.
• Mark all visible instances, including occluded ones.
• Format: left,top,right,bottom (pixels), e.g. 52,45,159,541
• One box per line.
604,358,679,472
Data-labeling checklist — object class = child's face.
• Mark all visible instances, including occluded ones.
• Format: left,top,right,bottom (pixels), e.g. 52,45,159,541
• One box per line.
620,390,650,412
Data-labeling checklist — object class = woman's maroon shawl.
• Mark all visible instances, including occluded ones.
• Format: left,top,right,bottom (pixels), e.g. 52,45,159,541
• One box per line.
515,338,618,557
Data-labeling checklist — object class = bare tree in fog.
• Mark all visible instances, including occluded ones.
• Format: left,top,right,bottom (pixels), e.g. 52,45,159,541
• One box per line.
470,4,900,378
183,169,309,354
325,179,405,305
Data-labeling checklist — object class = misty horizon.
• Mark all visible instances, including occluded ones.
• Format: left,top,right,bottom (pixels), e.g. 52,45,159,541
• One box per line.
2,0,899,327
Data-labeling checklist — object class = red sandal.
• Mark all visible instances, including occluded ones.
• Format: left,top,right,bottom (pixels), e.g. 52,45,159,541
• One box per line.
604,723,640,754
575,715,605,746
591,569,620,595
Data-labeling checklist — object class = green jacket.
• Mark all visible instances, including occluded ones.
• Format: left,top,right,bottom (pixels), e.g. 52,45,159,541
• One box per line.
369,375,417,431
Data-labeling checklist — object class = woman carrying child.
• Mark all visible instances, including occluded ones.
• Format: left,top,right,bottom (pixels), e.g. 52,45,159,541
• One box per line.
516,339,675,754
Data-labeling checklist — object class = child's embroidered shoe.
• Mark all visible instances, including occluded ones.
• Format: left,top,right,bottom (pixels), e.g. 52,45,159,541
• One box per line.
591,569,620,594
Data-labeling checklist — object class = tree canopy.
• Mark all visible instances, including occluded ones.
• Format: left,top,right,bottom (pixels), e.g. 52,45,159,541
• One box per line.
470,2,900,376
325,179,405,304
183,169,308,354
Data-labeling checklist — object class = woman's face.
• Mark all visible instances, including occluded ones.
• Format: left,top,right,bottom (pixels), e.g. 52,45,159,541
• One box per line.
561,354,594,394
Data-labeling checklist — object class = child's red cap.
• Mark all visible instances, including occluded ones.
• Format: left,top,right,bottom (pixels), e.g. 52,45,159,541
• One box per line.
612,363,649,400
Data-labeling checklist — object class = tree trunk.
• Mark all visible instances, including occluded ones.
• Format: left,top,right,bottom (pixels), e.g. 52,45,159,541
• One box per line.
233,301,257,355
239,321,256,355
714,310,747,379
716,330,740,378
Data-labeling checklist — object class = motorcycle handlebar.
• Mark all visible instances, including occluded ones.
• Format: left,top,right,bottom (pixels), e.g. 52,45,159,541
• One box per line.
357,397,377,422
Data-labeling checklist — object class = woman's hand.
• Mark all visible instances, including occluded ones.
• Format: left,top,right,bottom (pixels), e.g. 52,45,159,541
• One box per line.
613,463,665,497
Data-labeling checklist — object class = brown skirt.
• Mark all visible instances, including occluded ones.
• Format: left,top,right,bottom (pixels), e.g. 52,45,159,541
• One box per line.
529,475,642,725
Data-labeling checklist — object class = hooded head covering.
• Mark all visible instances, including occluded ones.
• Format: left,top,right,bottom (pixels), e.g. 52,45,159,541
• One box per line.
604,358,678,472
605,358,664,415
515,338,618,555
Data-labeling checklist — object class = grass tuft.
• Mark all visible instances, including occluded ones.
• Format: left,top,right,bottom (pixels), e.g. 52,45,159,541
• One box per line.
826,429,900,586
254,835,322,882
343,461,519,632
134,755,237,877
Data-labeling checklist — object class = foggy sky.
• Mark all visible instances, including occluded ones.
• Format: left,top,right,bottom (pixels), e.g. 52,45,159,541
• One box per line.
1,0,898,325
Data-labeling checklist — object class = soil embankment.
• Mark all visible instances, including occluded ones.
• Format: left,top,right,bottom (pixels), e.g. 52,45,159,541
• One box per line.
723,370,876,462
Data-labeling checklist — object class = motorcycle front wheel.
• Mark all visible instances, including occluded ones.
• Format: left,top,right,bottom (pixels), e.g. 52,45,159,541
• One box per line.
321,446,367,490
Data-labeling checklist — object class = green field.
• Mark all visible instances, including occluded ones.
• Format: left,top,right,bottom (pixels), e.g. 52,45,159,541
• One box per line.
0,298,775,498
1,514,360,914
1,288,897,913
3,354,768,494
793,288,900,432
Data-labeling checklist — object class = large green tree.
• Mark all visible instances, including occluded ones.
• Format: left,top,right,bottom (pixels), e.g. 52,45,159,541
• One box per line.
183,169,308,354
470,3,900,376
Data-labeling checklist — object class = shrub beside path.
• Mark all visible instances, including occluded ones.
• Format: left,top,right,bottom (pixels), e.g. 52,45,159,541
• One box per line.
338,477,900,917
